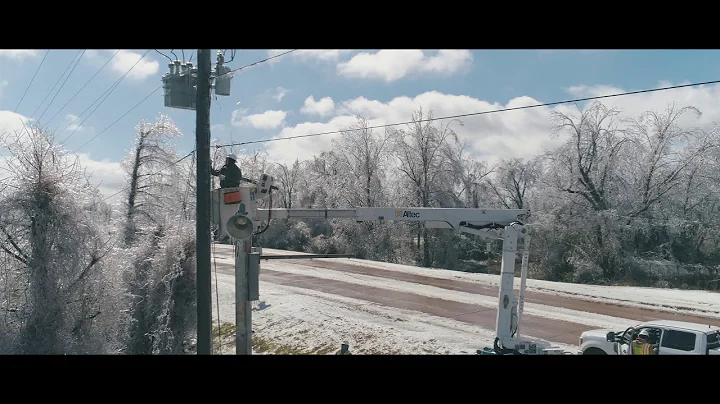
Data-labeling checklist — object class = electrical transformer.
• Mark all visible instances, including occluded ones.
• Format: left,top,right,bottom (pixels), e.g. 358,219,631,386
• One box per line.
161,59,198,110
214,51,234,96
161,50,233,110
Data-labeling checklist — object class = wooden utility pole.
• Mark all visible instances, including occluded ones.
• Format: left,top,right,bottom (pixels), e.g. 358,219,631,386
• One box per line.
195,49,212,355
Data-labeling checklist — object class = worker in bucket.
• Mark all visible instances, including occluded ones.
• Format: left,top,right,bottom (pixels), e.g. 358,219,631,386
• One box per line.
335,341,352,355
211,153,244,188
632,329,658,355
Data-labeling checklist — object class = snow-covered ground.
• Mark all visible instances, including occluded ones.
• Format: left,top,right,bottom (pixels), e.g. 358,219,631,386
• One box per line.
259,248,720,319
209,246,719,355
211,271,575,355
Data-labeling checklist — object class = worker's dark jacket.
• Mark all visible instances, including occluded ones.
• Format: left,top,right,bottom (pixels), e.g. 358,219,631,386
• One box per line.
211,163,243,188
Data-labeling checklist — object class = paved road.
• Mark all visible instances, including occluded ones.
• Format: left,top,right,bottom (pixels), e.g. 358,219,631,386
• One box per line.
212,246,720,346
276,258,720,327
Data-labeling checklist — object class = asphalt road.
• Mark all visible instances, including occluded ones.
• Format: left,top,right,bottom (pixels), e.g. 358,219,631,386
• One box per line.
212,245,720,346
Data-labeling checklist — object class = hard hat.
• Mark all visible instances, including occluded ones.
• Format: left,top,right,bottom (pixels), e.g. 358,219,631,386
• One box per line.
226,153,237,161
638,329,650,338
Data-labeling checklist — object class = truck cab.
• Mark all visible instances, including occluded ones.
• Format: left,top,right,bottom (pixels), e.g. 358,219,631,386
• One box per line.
606,320,720,355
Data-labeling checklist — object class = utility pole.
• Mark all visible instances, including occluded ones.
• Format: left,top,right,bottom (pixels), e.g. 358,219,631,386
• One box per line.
195,49,212,355
161,49,234,355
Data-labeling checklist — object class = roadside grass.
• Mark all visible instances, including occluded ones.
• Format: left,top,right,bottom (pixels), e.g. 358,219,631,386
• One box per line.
210,321,343,355
190,321,443,355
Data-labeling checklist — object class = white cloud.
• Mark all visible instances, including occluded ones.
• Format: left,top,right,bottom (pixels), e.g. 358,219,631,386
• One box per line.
113,50,159,80
336,50,473,82
0,110,31,135
75,153,126,202
564,80,720,130
262,115,360,165
232,109,287,130
257,86,289,103
0,80,7,102
0,153,125,204
272,87,289,102
230,108,249,124
300,96,335,117
63,113,85,133
267,49,353,64
87,49,159,80
261,81,720,167
0,50,39,59
0,112,124,203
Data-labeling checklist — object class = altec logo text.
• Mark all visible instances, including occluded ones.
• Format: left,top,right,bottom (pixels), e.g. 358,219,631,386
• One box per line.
395,210,420,218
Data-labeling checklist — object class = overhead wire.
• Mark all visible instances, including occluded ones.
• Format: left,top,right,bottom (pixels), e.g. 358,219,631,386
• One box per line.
37,49,86,124
13,50,49,113
44,50,121,127
60,49,151,145
29,49,83,119
214,49,297,80
215,78,720,149
100,150,196,203
74,48,297,155
154,49,173,62
72,82,159,153
58,49,149,139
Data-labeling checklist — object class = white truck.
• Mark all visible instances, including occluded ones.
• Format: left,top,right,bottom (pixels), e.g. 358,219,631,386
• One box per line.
578,319,720,355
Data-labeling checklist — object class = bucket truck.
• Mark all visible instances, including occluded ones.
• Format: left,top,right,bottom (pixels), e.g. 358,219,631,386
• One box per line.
212,174,566,355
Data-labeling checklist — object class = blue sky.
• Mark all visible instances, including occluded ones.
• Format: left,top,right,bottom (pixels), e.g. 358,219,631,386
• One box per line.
1,49,720,200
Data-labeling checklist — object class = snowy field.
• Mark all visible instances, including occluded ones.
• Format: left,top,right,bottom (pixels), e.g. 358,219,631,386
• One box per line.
211,271,574,355
209,246,719,355
259,248,720,319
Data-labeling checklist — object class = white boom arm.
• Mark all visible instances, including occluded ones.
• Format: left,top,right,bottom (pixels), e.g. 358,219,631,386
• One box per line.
214,182,539,354
257,207,527,230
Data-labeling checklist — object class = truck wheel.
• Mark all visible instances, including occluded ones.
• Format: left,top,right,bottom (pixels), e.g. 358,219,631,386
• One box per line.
583,348,607,355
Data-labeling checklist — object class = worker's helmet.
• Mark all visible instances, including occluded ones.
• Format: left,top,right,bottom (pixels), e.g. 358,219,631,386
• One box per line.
226,153,237,161
638,329,650,339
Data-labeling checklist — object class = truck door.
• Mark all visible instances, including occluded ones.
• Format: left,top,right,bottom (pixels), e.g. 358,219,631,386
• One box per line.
706,331,720,355
659,329,698,355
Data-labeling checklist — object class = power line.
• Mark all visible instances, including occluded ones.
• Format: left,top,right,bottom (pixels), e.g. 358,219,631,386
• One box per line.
215,79,720,149
44,50,121,128
73,48,297,154
30,50,83,119
60,49,151,145
154,49,173,62
13,50,49,113
83,49,298,203
37,49,86,124
73,84,162,153
215,49,297,79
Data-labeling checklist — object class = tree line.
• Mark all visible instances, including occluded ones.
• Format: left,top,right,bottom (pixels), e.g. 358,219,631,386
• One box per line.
0,116,196,354
0,99,717,354
249,102,720,291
